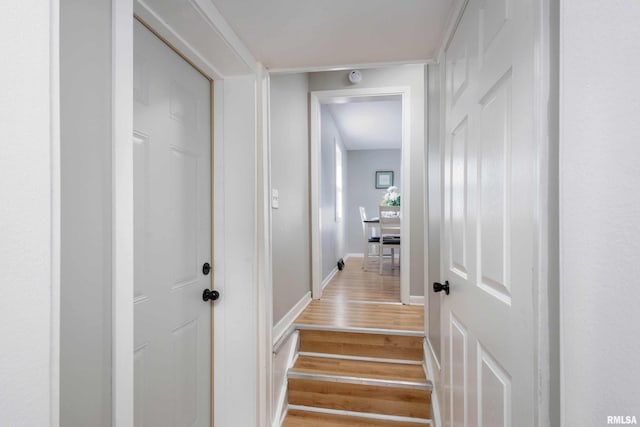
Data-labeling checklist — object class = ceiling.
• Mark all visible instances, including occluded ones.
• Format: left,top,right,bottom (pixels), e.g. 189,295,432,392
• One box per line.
209,0,455,70
327,98,402,151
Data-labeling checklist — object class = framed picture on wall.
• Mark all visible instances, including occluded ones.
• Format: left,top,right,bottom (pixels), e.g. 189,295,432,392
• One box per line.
375,171,394,189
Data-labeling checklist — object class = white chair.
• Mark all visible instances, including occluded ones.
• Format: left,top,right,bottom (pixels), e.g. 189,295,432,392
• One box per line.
378,205,401,274
359,207,380,271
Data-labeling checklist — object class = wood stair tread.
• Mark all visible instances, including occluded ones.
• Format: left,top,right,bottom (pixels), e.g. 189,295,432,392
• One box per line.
288,378,431,419
282,410,427,427
291,355,428,384
295,300,424,332
298,329,424,361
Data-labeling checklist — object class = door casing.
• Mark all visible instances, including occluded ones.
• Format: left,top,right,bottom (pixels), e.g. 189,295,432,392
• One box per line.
309,86,412,304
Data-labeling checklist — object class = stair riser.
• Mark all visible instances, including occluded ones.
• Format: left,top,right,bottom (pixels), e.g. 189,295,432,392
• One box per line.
288,378,431,419
299,330,423,361
283,409,428,427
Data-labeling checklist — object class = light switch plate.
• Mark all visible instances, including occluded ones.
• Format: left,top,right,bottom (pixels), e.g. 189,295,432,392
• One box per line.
271,189,279,209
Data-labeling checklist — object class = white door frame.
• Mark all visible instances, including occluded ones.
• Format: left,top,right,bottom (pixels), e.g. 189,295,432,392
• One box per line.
309,86,411,304
111,2,233,424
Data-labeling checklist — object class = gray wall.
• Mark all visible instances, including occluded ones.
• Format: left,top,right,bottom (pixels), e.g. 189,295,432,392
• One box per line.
320,107,349,280
560,0,640,423
270,74,311,324
425,64,442,366
60,1,112,425
309,66,426,297
346,149,401,254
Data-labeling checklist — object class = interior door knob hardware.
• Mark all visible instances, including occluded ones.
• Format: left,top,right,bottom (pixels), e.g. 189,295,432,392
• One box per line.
202,289,220,302
433,281,450,295
202,262,211,275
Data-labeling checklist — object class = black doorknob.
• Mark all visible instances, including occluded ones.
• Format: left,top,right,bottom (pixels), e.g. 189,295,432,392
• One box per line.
433,281,450,295
202,289,220,302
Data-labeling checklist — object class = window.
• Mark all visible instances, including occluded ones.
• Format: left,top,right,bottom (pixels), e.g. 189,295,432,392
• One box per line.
335,141,343,222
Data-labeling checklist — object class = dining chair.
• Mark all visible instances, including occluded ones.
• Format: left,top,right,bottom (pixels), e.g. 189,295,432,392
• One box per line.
359,207,380,270
378,205,401,274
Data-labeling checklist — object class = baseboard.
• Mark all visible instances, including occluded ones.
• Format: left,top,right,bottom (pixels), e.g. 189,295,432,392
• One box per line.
272,331,299,427
273,291,311,346
410,295,425,305
321,267,338,290
423,338,442,427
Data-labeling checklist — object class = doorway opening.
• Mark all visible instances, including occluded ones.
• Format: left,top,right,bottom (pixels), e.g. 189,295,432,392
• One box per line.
310,87,411,304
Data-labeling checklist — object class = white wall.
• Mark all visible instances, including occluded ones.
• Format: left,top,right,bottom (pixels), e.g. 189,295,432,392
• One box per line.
309,66,426,297
270,74,312,324
560,1,640,424
213,76,259,427
346,149,401,253
59,0,112,424
0,1,59,425
320,106,349,280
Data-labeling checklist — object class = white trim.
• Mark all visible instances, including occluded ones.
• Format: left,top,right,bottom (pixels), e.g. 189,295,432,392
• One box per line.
424,339,442,427
268,59,434,75
287,371,431,390
134,0,223,80
287,405,431,424
435,0,469,62
112,0,134,425
321,266,339,290
297,352,423,366
344,253,363,260
295,324,424,337
320,299,402,306
50,0,61,423
188,0,257,73
310,86,412,303
257,64,273,427
272,292,311,346
277,406,289,427
426,337,441,373
410,296,425,305
533,1,556,426
272,331,299,427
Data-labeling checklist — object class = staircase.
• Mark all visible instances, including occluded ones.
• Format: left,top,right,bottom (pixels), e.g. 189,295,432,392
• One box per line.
281,328,432,426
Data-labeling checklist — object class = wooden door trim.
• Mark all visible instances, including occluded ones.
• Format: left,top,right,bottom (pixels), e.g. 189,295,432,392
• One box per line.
134,15,214,83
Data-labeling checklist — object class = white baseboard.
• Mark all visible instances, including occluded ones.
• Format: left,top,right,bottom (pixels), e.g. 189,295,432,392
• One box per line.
272,331,299,427
410,295,425,305
424,338,442,427
321,267,338,290
273,291,311,346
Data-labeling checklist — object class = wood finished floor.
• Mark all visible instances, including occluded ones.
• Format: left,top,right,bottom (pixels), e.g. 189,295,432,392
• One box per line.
291,355,427,383
321,257,400,302
283,410,426,427
295,257,424,333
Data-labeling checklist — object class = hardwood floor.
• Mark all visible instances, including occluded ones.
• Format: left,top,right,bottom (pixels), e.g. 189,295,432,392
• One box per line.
283,410,427,427
295,300,423,332
294,256,423,333
281,255,428,426
298,330,424,361
291,356,427,383
322,257,400,302
288,378,431,419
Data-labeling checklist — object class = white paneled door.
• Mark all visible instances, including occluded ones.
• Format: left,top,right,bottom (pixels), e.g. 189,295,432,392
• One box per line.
441,0,538,426
134,21,212,427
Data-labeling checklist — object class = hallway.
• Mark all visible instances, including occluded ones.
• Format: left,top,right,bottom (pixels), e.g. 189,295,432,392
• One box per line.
280,257,429,426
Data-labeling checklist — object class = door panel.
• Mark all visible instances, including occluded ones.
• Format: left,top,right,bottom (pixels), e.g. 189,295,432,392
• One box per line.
441,0,537,426
134,20,212,427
